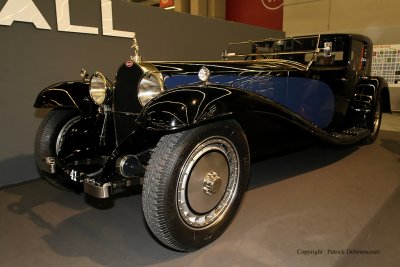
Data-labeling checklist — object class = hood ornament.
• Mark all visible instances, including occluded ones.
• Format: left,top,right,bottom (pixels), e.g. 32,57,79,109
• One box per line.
130,32,142,63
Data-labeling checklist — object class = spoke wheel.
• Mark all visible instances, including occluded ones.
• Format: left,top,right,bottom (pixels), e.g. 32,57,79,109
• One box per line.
142,120,250,251
55,116,81,154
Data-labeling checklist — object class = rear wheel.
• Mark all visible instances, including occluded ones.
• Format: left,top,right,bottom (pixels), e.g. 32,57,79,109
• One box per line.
142,120,250,251
34,109,81,190
364,97,382,144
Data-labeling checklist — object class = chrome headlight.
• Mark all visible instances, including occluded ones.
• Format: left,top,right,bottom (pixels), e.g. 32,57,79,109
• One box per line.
89,72,111,106
138,71,164,106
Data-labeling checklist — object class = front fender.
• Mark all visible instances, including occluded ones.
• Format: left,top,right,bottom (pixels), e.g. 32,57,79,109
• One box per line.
34,81,95,113
142,86,245,130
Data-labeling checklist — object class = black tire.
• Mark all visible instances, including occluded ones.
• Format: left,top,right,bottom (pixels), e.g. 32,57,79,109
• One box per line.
364,97,382,144
34,109,81,190
142,120,250,251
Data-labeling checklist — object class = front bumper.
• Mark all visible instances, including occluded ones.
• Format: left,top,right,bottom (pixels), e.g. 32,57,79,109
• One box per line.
45,154,145,198
83,178,112,198
83,175,144,198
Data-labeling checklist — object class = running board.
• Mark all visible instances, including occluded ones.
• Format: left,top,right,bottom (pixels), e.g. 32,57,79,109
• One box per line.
282,111,372,146
329,127,370,144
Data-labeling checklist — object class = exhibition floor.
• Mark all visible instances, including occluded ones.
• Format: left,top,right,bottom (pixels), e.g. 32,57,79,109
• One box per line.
1,114,399,267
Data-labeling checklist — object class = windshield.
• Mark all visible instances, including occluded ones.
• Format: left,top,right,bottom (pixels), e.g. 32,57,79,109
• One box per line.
224,34,348,67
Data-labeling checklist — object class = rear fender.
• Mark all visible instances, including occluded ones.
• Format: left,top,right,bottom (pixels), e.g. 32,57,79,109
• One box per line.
351,77,391,113
34,81,96,113
374,77,391,113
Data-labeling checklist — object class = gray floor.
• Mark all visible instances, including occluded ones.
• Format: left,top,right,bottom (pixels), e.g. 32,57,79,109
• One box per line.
1,114,399,267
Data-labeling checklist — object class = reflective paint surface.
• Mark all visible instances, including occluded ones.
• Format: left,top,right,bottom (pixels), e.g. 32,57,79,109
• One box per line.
164,74,334,128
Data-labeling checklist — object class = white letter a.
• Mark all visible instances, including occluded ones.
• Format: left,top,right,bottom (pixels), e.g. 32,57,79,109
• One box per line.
0,0,51,29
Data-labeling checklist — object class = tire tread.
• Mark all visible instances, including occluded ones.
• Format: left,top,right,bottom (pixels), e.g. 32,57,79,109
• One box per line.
142,131,188,251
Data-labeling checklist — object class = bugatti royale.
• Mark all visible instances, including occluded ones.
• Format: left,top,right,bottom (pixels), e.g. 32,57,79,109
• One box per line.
34,33,391,251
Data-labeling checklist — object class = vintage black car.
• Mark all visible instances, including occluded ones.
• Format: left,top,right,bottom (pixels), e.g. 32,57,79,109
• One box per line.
34,33,391,251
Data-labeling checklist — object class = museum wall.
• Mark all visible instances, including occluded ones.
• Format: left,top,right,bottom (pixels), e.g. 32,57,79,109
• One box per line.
283,0,400,45
0,0,283,187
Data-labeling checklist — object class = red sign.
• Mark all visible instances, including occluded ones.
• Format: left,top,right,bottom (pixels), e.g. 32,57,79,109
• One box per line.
226,0,283,30
160,0,174,8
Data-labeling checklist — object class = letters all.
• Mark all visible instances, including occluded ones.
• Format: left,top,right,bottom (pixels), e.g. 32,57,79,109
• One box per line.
0,0,135,38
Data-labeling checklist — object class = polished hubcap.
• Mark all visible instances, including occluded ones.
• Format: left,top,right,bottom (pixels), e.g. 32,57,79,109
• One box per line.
177,137,239,228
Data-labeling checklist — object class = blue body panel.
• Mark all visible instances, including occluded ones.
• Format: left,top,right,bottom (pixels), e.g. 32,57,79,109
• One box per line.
164,75,334,128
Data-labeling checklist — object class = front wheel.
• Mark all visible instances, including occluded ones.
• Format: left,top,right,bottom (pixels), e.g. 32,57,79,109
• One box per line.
142,120,250,251
34,109,81,190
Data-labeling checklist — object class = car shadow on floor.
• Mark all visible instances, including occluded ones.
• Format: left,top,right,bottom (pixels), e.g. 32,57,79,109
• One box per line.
4,179,183,266
2,141,362,266
248,144,358,190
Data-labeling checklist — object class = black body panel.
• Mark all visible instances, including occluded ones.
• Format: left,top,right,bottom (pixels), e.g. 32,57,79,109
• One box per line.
33,33,391,196
34,81,96,114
